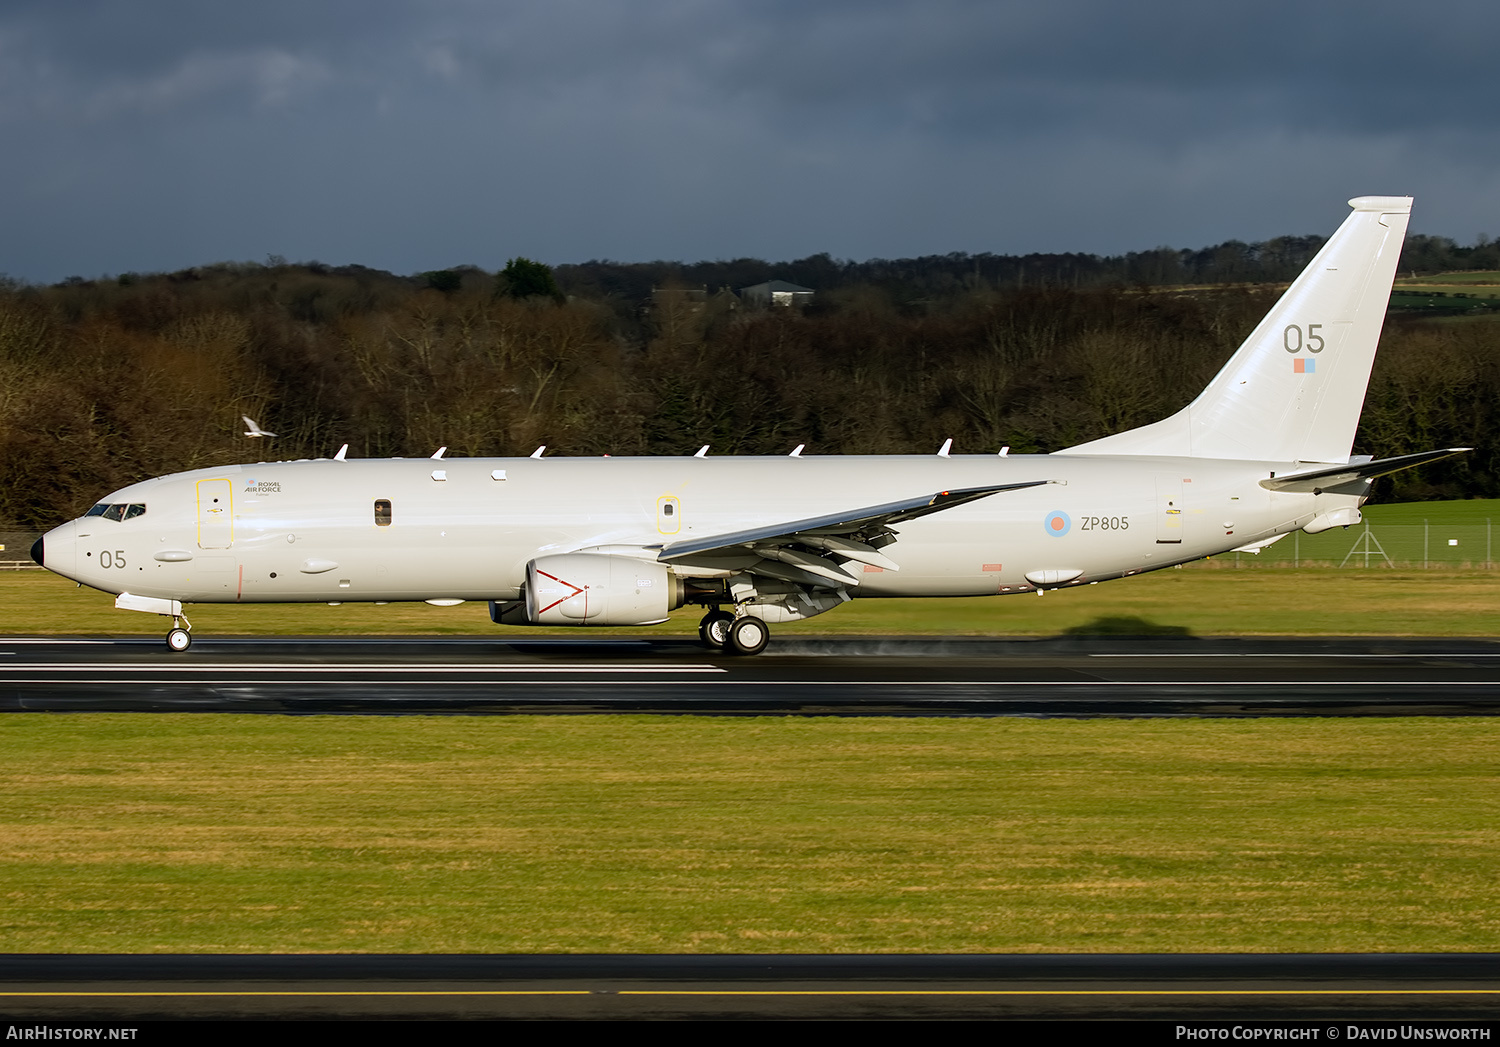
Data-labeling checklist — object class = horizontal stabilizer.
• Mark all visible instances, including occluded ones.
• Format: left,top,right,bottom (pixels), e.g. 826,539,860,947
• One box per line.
1259,448,1471,493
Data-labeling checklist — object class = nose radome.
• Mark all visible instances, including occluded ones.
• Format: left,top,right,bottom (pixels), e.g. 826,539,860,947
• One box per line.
34,520,78,578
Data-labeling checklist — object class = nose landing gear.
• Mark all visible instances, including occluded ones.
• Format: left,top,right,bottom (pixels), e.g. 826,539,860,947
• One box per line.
166,613,192,652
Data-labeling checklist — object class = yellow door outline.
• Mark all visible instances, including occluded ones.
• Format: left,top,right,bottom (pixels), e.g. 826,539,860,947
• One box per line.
657,495,681,535
197,479,234,549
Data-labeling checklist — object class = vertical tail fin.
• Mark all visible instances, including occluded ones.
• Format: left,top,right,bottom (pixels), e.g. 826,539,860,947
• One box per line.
1058,196,1412,463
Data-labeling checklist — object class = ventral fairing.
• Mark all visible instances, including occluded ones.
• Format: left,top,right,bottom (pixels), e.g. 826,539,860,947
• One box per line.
33,197,1467,653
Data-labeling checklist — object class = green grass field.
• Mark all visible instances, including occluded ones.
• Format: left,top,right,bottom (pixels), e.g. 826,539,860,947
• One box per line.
3,715,1497,954
1395,270,1500,286
1389,273,1500,316
1359,498,1500,524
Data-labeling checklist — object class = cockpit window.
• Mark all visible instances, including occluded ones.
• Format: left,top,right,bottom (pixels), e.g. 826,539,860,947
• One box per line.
86,503,146,522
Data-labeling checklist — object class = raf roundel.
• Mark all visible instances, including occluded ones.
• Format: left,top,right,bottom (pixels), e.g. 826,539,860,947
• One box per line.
1044,510,1072,537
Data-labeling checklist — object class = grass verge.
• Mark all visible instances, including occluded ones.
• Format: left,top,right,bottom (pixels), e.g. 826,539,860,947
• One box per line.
3,715,1497,954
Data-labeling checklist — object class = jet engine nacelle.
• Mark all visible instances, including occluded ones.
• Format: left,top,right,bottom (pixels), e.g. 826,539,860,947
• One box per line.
522,554,683,626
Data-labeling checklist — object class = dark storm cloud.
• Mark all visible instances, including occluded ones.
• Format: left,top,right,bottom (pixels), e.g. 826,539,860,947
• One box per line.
1,1,1496,282
413,0,1496,141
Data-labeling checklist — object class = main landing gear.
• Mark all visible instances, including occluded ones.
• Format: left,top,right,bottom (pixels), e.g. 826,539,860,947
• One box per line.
698,609,734,647
165,613,193,652
725,614,769,655
698,608,769,656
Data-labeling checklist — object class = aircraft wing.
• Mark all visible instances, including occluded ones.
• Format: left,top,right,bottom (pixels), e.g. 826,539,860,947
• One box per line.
1259,448,1470,493
659,480,1050,586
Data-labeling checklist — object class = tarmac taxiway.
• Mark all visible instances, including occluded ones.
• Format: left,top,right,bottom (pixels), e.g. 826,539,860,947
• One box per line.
3,953,1499,1021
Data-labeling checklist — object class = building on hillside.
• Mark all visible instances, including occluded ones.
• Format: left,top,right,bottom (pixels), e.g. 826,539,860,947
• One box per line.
739,279,815,308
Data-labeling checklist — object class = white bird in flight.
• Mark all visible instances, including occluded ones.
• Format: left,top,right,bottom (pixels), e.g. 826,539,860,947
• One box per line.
242,416,277,438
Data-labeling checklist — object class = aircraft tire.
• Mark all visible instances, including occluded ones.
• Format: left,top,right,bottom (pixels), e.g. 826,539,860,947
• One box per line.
698,610,735,649
725,615,769,656
166,628,192,652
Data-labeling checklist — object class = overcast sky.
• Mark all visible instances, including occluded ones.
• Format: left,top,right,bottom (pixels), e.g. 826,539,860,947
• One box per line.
2,0,1496,283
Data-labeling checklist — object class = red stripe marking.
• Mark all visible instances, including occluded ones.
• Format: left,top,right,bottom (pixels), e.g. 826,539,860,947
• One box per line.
534,569,585,615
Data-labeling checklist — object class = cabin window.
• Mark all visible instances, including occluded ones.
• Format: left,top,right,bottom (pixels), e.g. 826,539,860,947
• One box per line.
374,499,392,526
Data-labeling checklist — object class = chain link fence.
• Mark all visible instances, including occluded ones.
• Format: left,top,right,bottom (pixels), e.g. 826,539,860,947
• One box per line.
0,531,42,570
1199,520,1496,569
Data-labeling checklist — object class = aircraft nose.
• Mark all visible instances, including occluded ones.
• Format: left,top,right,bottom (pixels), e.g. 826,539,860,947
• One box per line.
34,520,78,579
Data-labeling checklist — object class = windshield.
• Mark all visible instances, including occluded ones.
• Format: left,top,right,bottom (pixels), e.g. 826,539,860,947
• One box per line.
83,502,146,521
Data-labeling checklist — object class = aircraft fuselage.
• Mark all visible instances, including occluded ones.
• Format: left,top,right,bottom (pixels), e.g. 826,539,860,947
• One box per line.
37,453,1351,606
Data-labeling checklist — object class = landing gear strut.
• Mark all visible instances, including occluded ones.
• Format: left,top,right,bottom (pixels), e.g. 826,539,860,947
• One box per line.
166,613,192,652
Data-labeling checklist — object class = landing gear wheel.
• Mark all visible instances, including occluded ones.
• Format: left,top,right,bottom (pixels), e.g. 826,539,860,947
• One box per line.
166,627,192,652
699,610,735,649
725,615,769,656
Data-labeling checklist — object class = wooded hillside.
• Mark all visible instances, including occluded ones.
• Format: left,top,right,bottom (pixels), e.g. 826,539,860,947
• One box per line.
1,236,1492,530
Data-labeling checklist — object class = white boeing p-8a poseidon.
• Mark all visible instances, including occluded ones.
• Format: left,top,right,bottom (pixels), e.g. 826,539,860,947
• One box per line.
32,196,1467,654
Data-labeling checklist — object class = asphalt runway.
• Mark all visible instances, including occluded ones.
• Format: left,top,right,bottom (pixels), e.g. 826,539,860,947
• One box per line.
2,634,1499,715
3,954,1499,1021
